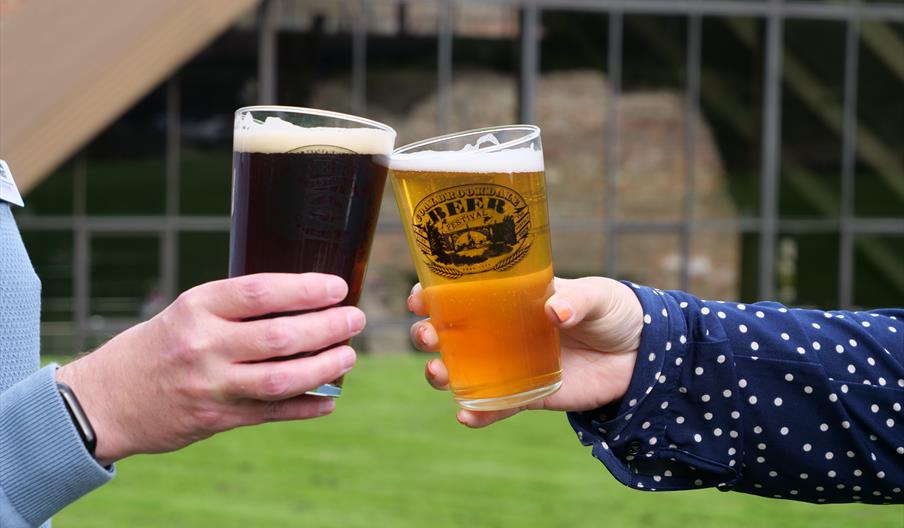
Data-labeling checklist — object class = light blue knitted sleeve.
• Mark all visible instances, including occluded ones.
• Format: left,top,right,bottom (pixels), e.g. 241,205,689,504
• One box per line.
1,201,114,526
0,365,115,527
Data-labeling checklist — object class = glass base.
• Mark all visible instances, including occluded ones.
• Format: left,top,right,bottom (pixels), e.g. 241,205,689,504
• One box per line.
305,383,342,398
456,380,562,411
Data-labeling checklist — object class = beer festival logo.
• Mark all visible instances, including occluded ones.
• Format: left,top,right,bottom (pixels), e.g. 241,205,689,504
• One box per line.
412,183,532,279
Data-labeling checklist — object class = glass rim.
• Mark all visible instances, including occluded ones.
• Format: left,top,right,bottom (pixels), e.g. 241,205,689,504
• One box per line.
235,105,396,135
392,124,540,156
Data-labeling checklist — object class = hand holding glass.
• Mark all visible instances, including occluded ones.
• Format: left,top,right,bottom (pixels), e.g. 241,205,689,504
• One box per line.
390,126,562,410
229,106,396,397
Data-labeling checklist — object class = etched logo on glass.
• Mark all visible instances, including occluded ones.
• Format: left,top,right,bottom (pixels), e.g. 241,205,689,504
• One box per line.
412,183,532,279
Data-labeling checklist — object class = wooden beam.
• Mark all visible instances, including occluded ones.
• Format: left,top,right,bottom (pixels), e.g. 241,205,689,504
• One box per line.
726,18,904,201
861,21,904,85
627,16,904,294
0,0,261,194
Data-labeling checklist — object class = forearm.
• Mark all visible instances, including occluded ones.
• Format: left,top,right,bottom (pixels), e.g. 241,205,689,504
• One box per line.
0,365,114,527
569,283,903,504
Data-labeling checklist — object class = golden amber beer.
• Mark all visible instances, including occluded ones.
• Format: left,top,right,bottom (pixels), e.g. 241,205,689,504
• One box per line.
390,126,561,410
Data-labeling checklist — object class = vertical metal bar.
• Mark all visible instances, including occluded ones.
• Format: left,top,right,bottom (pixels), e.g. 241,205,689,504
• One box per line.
839,14,860,308
519,5,540,124
162,76,181,303
604,11,623,276
351,0,367,115
165,78,180,214
437,0,453,134
73,155,88,353
258,0,278,105
681,14,702,292
398,1,408,36
758,5,784,300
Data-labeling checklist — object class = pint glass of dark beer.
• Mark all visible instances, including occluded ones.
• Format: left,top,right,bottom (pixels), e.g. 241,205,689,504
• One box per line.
230,106,396,397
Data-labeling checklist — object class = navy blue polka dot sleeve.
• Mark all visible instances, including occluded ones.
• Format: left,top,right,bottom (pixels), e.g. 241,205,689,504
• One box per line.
567,283,904,504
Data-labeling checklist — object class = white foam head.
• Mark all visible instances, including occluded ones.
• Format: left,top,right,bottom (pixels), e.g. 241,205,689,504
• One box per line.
390,146,543,173
234,115,395,154
390,131,543,173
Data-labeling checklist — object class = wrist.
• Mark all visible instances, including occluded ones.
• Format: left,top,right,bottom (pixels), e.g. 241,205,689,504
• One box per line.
610,280,644,357
56,356,130,466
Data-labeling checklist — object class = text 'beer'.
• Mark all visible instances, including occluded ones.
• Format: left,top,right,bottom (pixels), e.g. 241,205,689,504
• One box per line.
391,145,562,408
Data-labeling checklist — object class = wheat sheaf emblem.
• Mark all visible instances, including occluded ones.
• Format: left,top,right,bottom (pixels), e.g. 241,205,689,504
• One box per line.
426,262,464,279
492,244,532,273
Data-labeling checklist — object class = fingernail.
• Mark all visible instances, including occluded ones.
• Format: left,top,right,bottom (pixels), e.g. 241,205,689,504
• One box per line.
339,346,356,370
326,277,347,301
407,294,415,310
346,310,366,334
415,324,426,345
318,398,336,415
549,298,574,324
425,359,436,378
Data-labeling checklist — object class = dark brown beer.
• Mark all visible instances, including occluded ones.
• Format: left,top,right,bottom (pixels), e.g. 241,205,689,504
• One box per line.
229,111,395,397
229,150,388,307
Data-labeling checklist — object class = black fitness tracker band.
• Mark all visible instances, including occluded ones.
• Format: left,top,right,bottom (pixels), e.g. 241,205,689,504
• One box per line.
57,383,97,457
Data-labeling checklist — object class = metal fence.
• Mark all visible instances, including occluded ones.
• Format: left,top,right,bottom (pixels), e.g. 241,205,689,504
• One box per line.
18,0,904,354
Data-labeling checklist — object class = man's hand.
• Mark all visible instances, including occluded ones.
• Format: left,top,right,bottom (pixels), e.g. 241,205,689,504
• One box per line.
56,273,363,466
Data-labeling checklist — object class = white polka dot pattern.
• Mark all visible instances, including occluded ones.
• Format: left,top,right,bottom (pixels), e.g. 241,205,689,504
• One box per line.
567,284,904,505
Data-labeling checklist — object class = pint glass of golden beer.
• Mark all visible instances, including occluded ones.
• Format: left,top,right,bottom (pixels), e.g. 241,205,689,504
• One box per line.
390,126,561,410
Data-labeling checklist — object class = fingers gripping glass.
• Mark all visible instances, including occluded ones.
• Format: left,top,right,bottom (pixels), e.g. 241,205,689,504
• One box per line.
390,125,562,410
229,106,396,397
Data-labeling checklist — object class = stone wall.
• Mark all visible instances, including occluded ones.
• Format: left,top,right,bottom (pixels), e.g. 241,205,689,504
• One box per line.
312,70,739,352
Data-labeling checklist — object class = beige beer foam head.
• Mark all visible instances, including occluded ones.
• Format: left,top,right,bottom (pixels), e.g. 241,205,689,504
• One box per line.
234,115,395,155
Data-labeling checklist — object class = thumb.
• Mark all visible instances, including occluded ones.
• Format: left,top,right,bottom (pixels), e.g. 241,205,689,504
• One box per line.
544,276,615,329
545,276,643,355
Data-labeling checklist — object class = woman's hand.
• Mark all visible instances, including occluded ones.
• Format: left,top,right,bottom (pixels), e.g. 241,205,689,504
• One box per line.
56,273,364,466
408,276,643,428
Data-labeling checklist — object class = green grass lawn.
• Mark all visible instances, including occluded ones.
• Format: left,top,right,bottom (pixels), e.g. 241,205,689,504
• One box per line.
52,354,901,527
